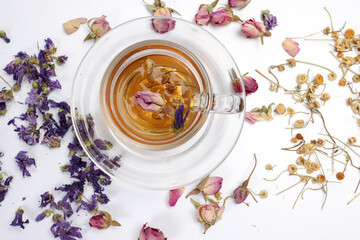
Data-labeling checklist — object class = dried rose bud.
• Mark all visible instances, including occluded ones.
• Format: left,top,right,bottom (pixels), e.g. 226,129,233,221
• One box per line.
169,187,185,207
197,203,225,233
234,187,249,204
63,18,87,34
135,91,165,112
84,15,111,41
242,75,258,95
194,4,214,26
89,211,121,230
152,7,176,34
187,175,223,198
232,78,243,93
282,38,300,57
139,223,167,240
211,8,234,26
241,19,266,38
228,0,249,8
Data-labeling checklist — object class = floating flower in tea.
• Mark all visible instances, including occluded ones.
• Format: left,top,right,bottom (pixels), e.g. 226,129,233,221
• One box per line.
135,91,165,112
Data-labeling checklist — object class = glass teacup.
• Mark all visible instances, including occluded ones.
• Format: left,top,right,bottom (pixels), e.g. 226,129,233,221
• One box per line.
71,16,245,189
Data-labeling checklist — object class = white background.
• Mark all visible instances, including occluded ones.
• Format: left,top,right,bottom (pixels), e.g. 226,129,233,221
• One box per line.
1,0,360,239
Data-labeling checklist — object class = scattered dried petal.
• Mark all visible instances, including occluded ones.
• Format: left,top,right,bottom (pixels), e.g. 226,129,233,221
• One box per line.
282,38,300,57
63,18,87,34
169,187,185,207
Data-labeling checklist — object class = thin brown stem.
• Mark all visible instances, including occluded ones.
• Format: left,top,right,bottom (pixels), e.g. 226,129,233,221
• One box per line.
295,60,333,73
347,192,360,205
292,179,309,209
289,29,325,39
324,7,334,32
0,76,12,90
276,180,303,196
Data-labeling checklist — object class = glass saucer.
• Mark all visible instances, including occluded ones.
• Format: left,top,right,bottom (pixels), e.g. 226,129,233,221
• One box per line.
71,16,245,190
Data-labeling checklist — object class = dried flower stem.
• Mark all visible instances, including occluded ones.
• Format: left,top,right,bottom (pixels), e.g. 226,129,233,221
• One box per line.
304,39,334,41
355,180,360,193
290,29,325,39
295,60,333,73
292,179,309,209
347,192,360,205
276,180,304,196
0,75,13,90
264,170,288,182
324,7,334,32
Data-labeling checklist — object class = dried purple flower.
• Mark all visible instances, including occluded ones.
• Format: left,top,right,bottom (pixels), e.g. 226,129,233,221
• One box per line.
10,208,29,229
171,105,189,134
0,175,13,203
0,30,10,43
50,218,82,240
56,55,68,65
55,181,84,203
94,139,113,150
57,200,74,219
261,10,277,31
14,151,36,177
39,191,55,208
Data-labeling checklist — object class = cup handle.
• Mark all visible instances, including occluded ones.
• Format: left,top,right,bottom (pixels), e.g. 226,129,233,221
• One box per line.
191,92,244,114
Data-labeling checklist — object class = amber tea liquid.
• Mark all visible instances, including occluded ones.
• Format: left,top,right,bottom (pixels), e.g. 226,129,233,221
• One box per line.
101,43,207,149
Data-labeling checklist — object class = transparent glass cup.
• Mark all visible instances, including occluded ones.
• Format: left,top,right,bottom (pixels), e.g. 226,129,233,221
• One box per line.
71,16,245,190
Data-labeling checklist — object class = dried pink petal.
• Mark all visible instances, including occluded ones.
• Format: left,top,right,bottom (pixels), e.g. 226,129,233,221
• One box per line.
63,18,87,34
135,91,165,112
169,187,185,207
245,112,263,124
228,0,249,8
282,38,300,57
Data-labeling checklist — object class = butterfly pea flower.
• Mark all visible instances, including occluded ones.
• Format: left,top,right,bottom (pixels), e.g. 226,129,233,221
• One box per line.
139,223,167,240
89,211,121,230
63,18,87,34
282,38,300,57
169,187,185,207
135,91,165,112
14,151,36,177
84,15,111,41
194,0,219,26
51,218,82,239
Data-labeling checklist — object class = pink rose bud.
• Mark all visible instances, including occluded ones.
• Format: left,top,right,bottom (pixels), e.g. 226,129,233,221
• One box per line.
135,91,165,112
232,78,243,94
282,38,300,57
84,15,111,41
195,5,212,26
211,9,233,26
197,203,225,233
89,211,120,230
152,7,175,34
169,187,185,207
228,0,249,8
241,18,266,38
245,112,263,124
63,18,87,34
234,187,249,204
201,176,223,195
89,214,109,229
139,223,167,240
242,75,258,95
